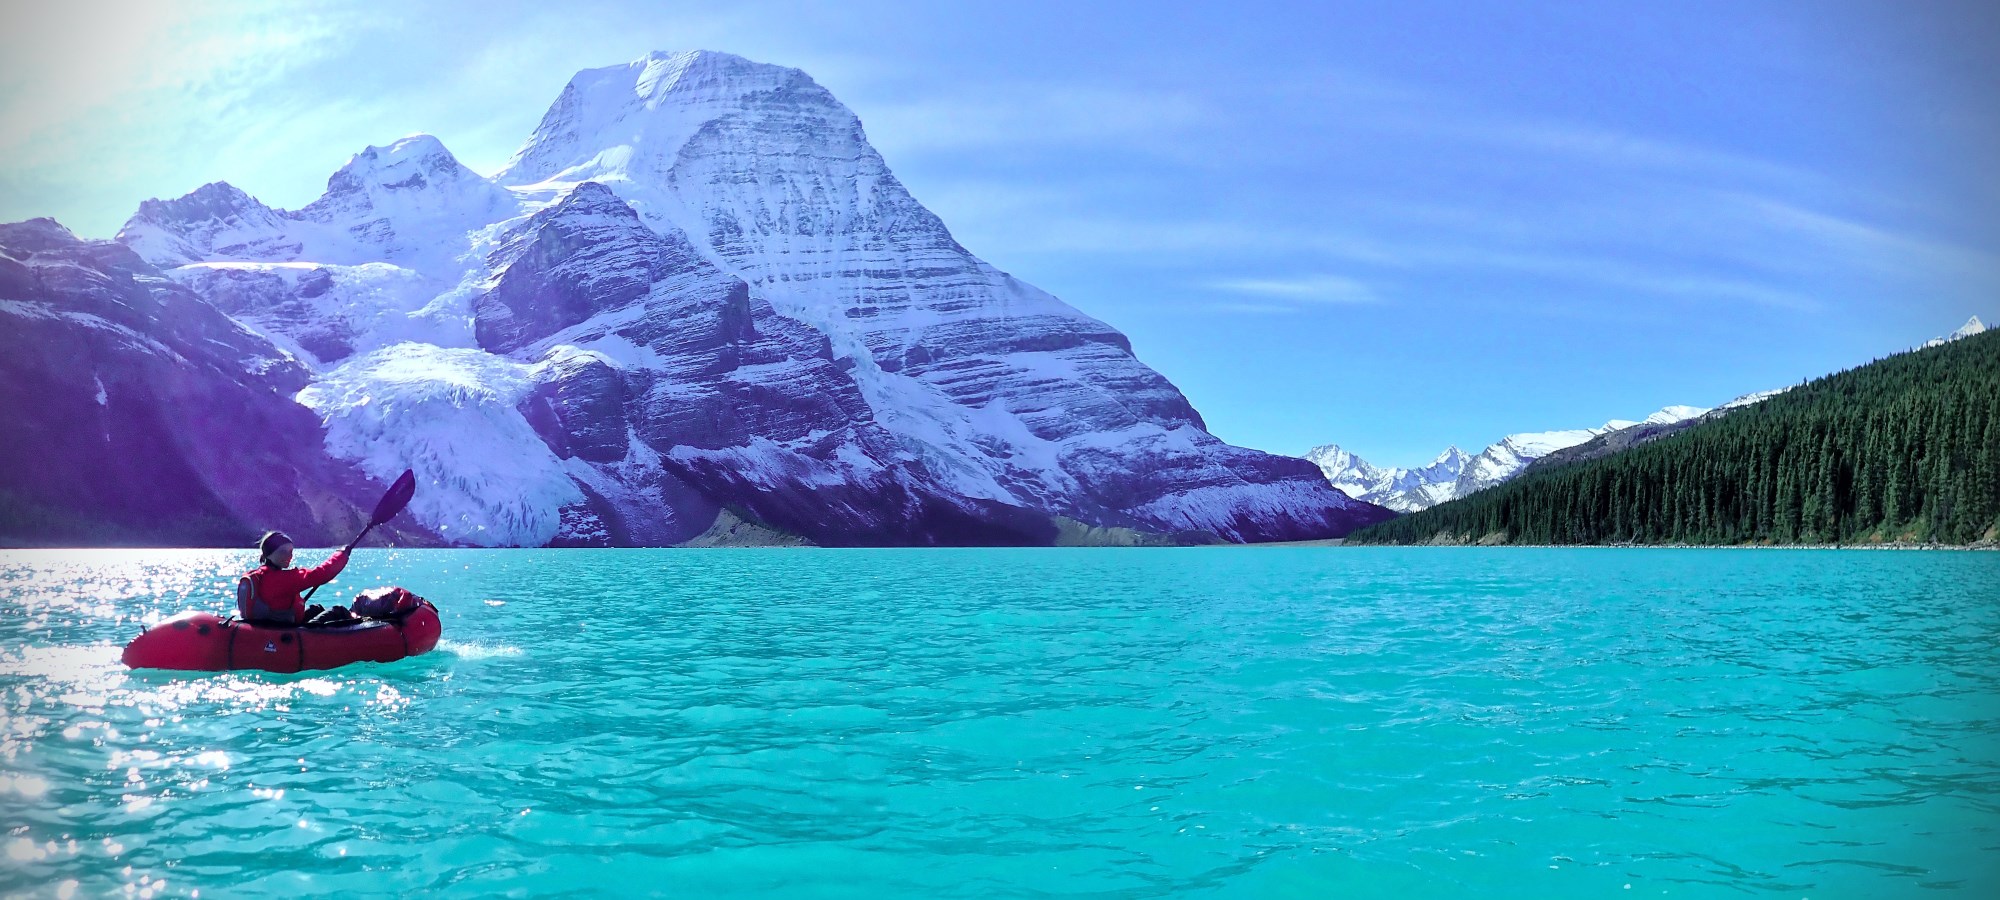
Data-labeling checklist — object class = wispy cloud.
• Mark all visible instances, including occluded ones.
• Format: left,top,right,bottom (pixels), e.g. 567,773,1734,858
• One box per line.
1389,245,1823,312
1724,193,2000,283
1413,116,1824,189
0,0,364,162
1203,275,1384,305
940,211,1413,266
879,65,1896,322
1209,301,1309,316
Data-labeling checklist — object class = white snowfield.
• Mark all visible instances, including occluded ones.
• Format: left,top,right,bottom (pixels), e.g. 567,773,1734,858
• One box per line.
119,50,1375,545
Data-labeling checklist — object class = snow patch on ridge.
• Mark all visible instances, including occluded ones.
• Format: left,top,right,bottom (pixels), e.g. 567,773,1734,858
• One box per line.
1719,387,1789,410
1645,405,1706,425
298,343,582,546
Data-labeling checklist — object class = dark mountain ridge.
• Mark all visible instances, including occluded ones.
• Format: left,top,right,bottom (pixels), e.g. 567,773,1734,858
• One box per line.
0,220,436,548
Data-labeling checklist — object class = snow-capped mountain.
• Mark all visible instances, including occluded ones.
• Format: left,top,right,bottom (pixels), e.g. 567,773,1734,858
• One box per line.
73,50,1391,547
1310,405,1710,512
1305,445,1470,513
122,135,518,277
122,135,517,370
1921,315,1987,349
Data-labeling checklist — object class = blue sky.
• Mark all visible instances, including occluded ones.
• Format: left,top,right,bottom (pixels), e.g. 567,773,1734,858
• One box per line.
3,0,1995,466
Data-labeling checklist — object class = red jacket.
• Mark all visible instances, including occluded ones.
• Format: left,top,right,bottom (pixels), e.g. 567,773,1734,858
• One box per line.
239,550,349,624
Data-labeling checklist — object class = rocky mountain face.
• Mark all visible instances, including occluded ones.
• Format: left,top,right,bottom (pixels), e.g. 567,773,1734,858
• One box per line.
1309,405,1710,512
4,50,1390,547
486,51,1379,544
0,220,431,547
477,181,1055,546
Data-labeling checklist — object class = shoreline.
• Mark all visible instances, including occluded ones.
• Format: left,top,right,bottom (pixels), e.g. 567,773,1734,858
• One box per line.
1,540,1993,552
1321,540,1998,551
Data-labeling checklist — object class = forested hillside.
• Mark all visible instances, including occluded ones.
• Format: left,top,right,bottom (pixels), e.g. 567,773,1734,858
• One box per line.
1349,329,2000,546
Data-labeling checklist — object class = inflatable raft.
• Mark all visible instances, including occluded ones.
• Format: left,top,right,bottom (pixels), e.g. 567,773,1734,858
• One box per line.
122,600,442,673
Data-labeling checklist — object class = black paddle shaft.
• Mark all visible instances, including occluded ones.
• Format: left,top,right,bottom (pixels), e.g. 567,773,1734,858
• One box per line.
302,469,416,605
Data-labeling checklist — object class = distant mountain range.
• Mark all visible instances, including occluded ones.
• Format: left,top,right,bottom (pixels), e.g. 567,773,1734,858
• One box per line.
0,50,1391,548
1307,404,1713,512
1308,315,1989,513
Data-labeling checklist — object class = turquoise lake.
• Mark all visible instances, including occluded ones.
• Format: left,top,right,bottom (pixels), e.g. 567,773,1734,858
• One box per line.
0,547,1995,897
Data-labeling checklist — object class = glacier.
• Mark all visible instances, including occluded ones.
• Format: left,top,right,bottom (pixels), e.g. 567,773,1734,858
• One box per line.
298,344,582,548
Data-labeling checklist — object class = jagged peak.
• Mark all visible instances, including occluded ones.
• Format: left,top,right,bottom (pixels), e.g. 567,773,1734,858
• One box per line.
633,50,782,96
554,180,633,210
498,50,842,187
1919,314,1989,350
487,181,655,270
1303,443,1356,462
323,133,477,196
585,49,806,106
364,133,456,164
0,217,83,252
130,181,272,223
527,181,655,234
172,180,254,203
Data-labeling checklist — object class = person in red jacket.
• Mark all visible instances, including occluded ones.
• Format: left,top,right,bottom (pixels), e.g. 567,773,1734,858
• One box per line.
237,531,359,626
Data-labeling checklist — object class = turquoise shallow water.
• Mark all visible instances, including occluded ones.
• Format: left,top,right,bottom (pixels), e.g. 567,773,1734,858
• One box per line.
0,547,1996,898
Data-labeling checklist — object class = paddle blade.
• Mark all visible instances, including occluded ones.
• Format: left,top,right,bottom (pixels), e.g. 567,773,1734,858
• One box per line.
371,469,417,527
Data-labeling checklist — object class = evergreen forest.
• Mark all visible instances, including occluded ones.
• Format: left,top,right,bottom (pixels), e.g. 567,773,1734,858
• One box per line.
1348,329,2000,546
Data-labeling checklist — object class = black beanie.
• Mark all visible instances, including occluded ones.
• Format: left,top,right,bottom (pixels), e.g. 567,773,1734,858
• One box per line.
258,531,293,562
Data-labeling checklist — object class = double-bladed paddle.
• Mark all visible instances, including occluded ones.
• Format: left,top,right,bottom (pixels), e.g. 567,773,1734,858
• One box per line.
303,469,416,604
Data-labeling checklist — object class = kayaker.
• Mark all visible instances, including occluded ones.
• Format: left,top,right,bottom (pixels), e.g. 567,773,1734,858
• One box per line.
238,531,360,627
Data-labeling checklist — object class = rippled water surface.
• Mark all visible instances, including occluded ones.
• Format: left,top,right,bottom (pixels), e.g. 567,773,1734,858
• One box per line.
1,547,1996,897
